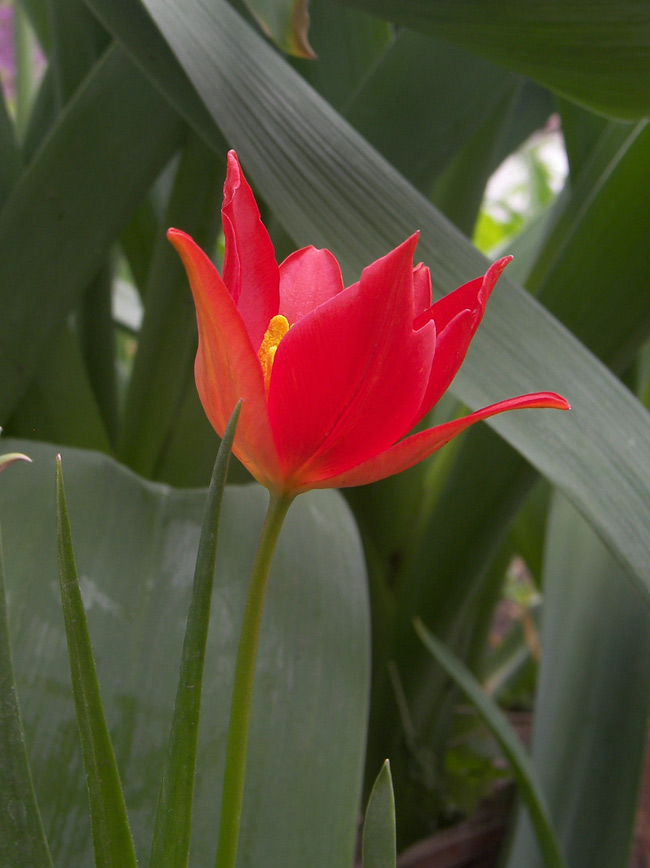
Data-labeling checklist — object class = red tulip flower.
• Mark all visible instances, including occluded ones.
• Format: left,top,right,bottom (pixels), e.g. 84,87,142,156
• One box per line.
168,151,569,498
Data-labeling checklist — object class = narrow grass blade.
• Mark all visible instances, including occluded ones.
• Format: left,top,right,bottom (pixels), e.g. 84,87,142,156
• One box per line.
362,760,396,868
0,528,53,868
149,402,241,868
55,456,138,868
414,619,568,868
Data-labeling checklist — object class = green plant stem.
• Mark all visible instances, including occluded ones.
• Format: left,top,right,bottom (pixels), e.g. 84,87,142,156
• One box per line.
215,492,293,868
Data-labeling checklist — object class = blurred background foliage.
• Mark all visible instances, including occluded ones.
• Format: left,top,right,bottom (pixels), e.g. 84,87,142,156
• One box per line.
1,1,650,866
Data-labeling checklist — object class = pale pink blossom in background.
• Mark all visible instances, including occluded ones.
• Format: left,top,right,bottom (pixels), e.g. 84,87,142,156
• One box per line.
0,2,15,101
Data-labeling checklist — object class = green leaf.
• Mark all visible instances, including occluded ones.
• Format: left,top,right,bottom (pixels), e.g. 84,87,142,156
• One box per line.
140,0,650,607
118,133,224,479
362,761,396,868
414,620,568,868
344,30,517,194
2,439,369,868
504,495,650,868
243,0,315,58
0,528,53,868
0,44,184,425
56,456,138,868
149,402,240,868
335,0,650,119
6,323,112,453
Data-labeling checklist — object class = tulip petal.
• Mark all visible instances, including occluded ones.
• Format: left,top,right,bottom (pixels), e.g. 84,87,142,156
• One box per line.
221,151,279,350
268,234,436,486
413,256,513,421
278,246,345,323
167,228,283,491
300,392,571,491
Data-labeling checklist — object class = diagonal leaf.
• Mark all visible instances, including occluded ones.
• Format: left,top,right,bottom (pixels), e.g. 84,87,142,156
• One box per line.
0,526,53,868
335,0,650,119
0,43,184,425
504,495,650,868
414,620,568,868
56,455,138,868
150,402,240,868
140,0,650,602
362,761,396,868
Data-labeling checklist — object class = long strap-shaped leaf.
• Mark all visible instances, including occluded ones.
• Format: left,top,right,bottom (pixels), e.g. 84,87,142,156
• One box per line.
0,44,184,425
0,528,53,868
56,457,138,868
150,402,241,868
336,0,650,120
137,0,650,600
414,620,569,868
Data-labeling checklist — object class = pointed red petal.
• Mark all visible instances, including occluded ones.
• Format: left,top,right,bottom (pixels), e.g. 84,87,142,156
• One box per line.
269,234,436,486
278,246,345,323
221,151,279,350
167,228,283,491
300,392,570,491
413,257,513,421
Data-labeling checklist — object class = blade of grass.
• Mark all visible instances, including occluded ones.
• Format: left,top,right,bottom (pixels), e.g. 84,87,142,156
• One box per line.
55,455,138,868
149,402,241,868
0,526,53,868
414,619,569,868
362,761,396,868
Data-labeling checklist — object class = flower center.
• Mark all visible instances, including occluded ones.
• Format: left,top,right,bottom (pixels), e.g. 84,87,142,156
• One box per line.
258,314,290,391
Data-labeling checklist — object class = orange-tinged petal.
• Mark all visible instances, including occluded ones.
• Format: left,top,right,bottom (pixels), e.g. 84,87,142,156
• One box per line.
299,392,571,492
167,228,284,491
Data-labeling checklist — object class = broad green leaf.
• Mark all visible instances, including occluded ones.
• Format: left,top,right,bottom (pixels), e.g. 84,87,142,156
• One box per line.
0,528,53,868
48,0,108,107
55,457,138,868
292,0,391,111
140,0,650,605
150,403,240,868
362,761,396,868
1,439,369,868
505,494,650,868
415,620,568,868
80,0,226,153
0,44,184,426
533,120,650,372
118,134,223,479
6,323,112,453
243,0,315,58
344,30,517,194
336,0,650,120
77,265,120,446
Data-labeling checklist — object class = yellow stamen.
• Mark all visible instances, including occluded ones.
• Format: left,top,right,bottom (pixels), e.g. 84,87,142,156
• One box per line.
258,314,290,391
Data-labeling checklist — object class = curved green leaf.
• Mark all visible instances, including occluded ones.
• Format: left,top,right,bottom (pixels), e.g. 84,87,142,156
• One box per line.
505,495,650,868
1,439,369,868
56,457,138,868
140,0,650,602
415,620,568,868
336,0,650,119
0,530,53,868
0,44,184,425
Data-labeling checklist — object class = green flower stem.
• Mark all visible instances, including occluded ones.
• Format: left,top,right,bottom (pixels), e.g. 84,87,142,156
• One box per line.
215,492,293,868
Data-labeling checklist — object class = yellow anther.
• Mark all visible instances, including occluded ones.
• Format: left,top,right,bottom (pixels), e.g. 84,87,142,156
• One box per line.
258,314,290,391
